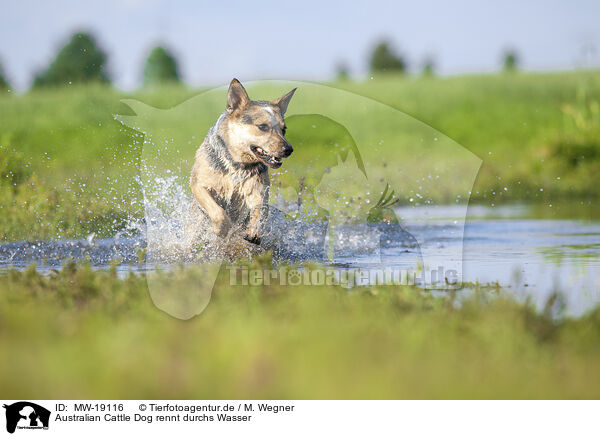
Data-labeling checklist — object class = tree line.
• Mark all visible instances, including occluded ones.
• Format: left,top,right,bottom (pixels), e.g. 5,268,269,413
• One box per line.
0,32,181,91
0,32,520,91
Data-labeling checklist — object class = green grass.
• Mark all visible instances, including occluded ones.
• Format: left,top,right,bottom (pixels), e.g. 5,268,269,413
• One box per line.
336,71,600,202
1,259,599,399
1,71,599,241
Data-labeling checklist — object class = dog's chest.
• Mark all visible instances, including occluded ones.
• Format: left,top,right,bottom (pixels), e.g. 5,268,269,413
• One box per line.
214,173,265,223
222,172,260,195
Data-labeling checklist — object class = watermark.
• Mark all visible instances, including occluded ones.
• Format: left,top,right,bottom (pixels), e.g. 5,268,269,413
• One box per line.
3,402,51,434
117,79,481,319
227,265,459,288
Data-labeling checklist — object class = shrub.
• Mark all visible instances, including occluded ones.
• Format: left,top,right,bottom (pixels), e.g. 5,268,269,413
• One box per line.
502,50,519,72
369,41,406,74
33,32,110,88
0,62,11,90
142,46,181,86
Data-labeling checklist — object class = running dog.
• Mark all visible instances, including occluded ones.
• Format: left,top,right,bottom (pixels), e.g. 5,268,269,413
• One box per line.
190,79,296,246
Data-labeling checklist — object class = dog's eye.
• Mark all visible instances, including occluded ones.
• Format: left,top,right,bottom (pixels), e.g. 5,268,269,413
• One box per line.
257,124,269,132
282,126,287,136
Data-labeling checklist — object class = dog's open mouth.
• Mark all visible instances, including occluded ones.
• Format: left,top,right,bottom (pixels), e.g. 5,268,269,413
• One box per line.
251,145,283,168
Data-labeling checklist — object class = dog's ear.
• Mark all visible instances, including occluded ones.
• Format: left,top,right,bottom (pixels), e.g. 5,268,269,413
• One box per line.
227,78,250,113
273,88,297,115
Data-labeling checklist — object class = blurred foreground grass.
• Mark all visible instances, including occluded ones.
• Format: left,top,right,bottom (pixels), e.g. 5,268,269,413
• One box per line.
1,259,599,399
1,71,600,240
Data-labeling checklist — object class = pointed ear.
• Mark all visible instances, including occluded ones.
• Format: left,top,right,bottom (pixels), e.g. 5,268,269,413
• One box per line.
273,88,297,115
227,78,250,113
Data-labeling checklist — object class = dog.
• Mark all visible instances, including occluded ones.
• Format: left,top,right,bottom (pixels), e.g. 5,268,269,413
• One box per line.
190,79,296,248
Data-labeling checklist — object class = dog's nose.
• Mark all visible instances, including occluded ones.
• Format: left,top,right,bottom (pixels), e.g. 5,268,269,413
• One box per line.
282,143,293,157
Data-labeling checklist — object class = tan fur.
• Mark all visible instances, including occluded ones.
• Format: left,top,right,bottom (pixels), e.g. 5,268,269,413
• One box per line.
190,79,296,248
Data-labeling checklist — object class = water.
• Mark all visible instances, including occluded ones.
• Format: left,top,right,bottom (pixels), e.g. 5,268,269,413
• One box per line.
462,218,600,313
1,203,599,316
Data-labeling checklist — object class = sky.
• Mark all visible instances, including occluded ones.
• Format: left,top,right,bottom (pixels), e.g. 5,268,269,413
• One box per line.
1,0,599,90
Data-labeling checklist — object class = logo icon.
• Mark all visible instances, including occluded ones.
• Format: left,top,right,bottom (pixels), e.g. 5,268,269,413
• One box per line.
3,402,50,434
117,80,481,319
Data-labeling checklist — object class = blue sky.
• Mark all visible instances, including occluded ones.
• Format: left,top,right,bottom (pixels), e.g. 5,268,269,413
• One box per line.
1,0,599,90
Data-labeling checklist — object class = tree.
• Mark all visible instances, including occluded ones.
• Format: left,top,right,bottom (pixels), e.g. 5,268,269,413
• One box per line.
143,46,181,86
0,63,10,90
335,61,350,81
369,41,406,74
33,32,110,88
502,50,519,72
421,57,435,77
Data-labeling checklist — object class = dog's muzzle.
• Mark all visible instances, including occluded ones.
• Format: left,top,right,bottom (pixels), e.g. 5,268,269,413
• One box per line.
251,145,284,168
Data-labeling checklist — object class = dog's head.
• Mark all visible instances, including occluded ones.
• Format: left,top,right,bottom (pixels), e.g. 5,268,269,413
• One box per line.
219,78,296,169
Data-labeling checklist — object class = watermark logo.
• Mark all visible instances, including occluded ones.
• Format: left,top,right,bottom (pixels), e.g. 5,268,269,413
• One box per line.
117,80,481,319
3,402,50,434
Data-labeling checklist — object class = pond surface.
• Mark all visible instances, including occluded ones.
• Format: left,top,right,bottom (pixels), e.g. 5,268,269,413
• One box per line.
400,204,600,315
1,203,599,316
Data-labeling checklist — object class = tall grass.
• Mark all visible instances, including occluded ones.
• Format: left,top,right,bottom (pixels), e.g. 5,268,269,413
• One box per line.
1,259,599,399
1,71,599,240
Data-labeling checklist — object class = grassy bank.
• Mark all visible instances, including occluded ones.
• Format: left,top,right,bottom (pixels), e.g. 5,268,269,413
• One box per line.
1,71,599,241
1,260,599,398
337,71,600,203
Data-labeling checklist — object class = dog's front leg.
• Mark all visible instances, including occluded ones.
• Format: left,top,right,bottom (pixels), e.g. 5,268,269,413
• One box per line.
243,186,268,245
191,184,232,238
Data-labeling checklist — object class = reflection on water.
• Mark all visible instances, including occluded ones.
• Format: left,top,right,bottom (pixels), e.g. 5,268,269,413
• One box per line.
0,238,147,275
0,204,599,316
461,219,600,316
392,204,600,315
